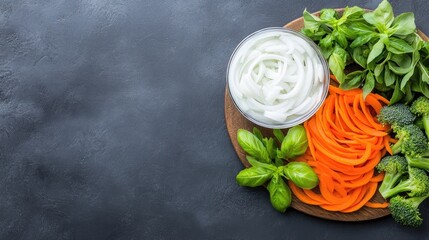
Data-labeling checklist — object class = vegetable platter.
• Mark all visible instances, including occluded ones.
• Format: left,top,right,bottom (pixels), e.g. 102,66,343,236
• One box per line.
225,0,429,226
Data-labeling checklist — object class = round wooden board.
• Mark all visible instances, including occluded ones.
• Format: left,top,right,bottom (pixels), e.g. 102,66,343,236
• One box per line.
225,10,429,221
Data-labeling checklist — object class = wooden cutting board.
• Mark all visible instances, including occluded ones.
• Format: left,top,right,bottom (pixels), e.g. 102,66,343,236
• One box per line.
225,9,429,221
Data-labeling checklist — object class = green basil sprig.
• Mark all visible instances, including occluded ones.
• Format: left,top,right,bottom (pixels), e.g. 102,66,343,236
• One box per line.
302,0,429,103
283,162,319,189
237,129,271,164
267,174,292,213
236,167,274,187
235,126,318,213
278,125,308,159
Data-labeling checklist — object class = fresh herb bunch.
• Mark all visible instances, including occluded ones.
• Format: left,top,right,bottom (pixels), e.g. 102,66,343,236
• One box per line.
235,126,319,213
302,0,429,104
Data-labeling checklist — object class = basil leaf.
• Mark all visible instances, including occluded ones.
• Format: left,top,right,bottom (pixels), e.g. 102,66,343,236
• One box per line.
390,80,404,105
342,6,365,20
279,125,308,159
401,71,413,91
333,29,348,49
237,129,271,163
392,12,416,36
403,82,414,104
374,65,384,80
337,25,358,40
367,61,376,71
341,71,364,90
374,52,391,77
301,28,327,41
422,52,429,64
274,156,285,167
388,54,413,75
246,156,277,171
386,37,415,54
320,46,334,59
320,8,338,22
350,34,375,48
303,10,322,33
421,41,429,56
363,0,394,29
236,167,274,187
351,46,367,68
283,162,319,189
373,47,389,65
329,45,347,83
262,137,276,160
319,34,334,49
400,50,420,90
375,82,392,92
362,71,375,99
252,127,263,141
423,41,429,51
411,77,420,92
273,129,285,144
401,68,415,91
267,174,292,213
419,80,429,98
419,62,429,84
374,71,389,86
367,38,385,64
347,21,375,35
384,65,397,87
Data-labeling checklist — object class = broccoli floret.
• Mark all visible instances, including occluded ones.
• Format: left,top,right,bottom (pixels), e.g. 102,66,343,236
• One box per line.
410,96,429,139
378,104,416,129
415,118,424,130
406,154,429,172
377,155,408,196
389,194,429,228
380,167,429,199
391,124,429,156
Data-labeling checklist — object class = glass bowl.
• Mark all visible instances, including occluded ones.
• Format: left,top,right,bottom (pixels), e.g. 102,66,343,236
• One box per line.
226,27,330,129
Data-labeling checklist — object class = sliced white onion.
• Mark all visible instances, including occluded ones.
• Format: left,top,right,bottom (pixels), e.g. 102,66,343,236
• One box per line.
228,29,326,125
286,97,314,116
264,111,288,122
295,57,313,104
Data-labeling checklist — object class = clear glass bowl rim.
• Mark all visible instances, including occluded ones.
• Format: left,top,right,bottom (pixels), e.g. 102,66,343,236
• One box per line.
226,27,330,129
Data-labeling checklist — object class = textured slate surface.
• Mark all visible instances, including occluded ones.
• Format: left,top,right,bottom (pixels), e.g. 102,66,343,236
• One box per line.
1,0,429,239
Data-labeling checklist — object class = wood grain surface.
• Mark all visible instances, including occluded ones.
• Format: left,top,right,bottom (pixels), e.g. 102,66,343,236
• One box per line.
225,10,429,221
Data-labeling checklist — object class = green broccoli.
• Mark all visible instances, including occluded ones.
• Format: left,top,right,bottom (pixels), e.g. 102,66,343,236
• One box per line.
389,194,429,228
380,167,429,199
410,96,429,139
377,155,408,196
391,124,428,156
415,117,424,130
378,104,416,129
406,154,429,172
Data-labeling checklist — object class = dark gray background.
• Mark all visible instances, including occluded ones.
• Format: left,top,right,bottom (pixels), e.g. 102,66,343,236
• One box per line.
1,0,428,239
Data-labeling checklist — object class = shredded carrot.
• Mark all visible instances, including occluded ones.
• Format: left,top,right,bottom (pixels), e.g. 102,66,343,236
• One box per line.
384,137,393,155
370,172,385,182
292,82,392,213
364,201,390,208
329,74,339,83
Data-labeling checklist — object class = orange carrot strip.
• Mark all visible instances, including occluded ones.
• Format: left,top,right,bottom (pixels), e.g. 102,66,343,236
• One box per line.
370,172,385,182
289,182,322,205
384,136,393,155
365,201,389,208
329,85,362,96
320,187,362,211
372,92,390,105
341,182,378,213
